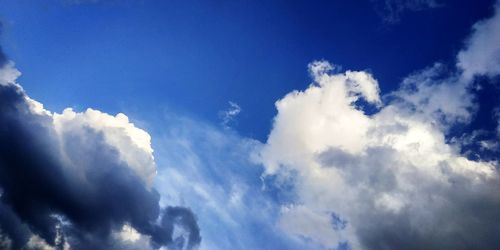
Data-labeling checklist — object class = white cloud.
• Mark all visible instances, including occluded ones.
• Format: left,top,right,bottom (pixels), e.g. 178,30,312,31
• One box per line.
220,101,242,128
0,62,21,87
53,108,156,186
0,61,156,187
457,2,500,80
26,235,56,250
278,204,354,248
258,7,500,248
392,63,474,126
258,56,500,249
110,224,154,250
371,0,441,23
260,62,381,175
154,115,264,246
152,114,307,250
118,224,142,243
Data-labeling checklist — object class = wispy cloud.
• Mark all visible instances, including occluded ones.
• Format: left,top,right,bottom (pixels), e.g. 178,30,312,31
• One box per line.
219,101,242,129
152,113,305,250
457,2,500,80
371,0,442,23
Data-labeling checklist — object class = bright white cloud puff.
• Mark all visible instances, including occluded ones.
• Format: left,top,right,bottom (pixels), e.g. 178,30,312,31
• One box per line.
258,5,500,249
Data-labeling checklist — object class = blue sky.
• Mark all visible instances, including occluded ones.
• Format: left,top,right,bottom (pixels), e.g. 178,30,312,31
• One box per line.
1,0,495,140
1,0,500,249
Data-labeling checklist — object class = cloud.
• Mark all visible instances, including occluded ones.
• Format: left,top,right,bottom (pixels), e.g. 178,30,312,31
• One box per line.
391,63,474,126
52,107,156,186
259,59,500,249
457,2,500,80
0,59,200,249
219,101,242,129
1,1,499,249
371,0,441,23
257,4,500,249
152,113,308,250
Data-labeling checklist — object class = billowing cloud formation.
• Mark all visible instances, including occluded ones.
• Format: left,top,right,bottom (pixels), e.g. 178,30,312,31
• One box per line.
0,56,200,249
258,5,500,250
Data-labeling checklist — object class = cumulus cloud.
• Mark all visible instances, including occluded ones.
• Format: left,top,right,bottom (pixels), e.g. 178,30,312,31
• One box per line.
0,51,200,249
52,107,156,186
259,59,500,250
457,2,500,80
257,4,500,249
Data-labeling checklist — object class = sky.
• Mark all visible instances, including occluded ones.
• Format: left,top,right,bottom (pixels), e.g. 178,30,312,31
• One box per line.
0,0,500,249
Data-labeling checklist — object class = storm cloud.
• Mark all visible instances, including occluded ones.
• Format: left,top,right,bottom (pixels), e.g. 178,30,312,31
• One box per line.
0,49,200,249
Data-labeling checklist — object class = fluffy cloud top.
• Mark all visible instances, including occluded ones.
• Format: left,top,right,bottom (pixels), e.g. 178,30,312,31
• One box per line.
0,55,200,249
259,59,500,249
258,5,500,249
52,108,156,186
458,2,500,80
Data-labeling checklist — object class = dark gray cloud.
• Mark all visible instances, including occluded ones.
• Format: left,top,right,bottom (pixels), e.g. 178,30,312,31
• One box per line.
154,207,202,250
317,146,500,250
0,202,31,249
0,54,200,249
